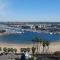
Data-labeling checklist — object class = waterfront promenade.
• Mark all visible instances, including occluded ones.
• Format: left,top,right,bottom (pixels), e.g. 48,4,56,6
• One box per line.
0,42,60,60
0,42,60,53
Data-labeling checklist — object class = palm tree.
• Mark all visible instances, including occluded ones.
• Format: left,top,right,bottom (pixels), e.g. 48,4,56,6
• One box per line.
42,41,46,54
35,37,43,53
35,37,40,53
32,37,50,54
45,41,50,53
32,39,36,47
13,48,18,59
9,48,14,60
32,47,36,60
39,38,42,44
39,38,43,54
32,47,36,55
32,37,43,53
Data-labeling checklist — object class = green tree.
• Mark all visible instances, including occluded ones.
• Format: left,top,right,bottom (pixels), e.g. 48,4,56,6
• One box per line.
32,47,36,60
24,48,27,52
32,37,50,54
13,48,17,53
20,48,26,53
32,39,36,47
20,48,24,52
39,38,43,54
42,41,46,54
7,48,11,53
35,37,39,53
32,47,36,55
0,47,2,52
10,48,14,53
32,37,43,53
3,47,8,54
45,41,50,53
26,48,30,52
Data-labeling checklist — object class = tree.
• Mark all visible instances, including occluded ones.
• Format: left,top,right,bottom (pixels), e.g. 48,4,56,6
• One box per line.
32,39,36,47
9,48,14,60
32,37,50,54
32,46,35,52
34,37,43,53
7,48,11,53
42,41,46,54
39,38,43,54
0,47,2,52
20,48,27,53
45,41,50,53
26,48,30,52
32,47,36,60
39,38,42,44
3,47,8,53
20,48,24,52
10,48,14,53
24,48,27,52
32,37,43,54
35,37,39,53
13,48,17,53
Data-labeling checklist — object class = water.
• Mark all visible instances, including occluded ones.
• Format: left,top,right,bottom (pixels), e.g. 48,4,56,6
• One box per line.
0,31,60,44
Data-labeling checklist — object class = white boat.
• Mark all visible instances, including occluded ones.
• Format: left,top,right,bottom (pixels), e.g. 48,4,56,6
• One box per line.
5,28,24,34
50,32,53,35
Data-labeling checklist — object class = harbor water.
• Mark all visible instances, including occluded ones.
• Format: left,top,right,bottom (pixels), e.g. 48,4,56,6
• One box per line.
0,31,60,44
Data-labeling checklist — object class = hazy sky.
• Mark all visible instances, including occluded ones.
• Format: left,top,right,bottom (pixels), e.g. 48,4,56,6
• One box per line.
0,0,60,22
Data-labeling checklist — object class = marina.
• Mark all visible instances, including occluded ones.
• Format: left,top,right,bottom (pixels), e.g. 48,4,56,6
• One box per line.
0,22,60,44
0,0,60,60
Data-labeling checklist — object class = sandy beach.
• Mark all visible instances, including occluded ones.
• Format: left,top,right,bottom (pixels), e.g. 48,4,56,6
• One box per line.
0,42,33,53
0,42,60,53
49,42,60,53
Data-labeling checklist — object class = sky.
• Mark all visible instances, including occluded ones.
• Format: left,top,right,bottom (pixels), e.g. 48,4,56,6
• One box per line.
0,0,60,22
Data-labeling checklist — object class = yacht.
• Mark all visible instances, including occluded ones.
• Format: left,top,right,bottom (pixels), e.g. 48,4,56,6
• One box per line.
5,27,24,34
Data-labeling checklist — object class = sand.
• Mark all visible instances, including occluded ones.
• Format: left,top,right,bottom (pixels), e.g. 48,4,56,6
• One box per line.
49,42,60,53
0,42,60,53
0,42,33,53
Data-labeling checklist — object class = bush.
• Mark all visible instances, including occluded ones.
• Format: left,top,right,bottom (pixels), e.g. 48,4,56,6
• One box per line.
0,53,3,56
15,58,20,60
53,51,60,56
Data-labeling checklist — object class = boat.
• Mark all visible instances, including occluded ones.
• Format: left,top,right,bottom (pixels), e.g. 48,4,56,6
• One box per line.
5,27,24,34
